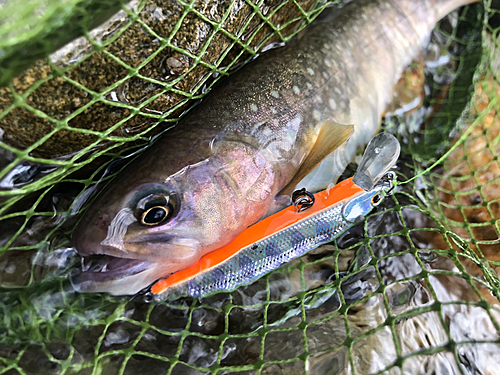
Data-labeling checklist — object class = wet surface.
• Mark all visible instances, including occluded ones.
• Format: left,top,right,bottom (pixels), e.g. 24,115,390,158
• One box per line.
425,73,500,305
1,199,499,374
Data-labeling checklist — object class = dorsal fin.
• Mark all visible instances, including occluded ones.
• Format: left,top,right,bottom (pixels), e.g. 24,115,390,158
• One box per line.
279,121,354,196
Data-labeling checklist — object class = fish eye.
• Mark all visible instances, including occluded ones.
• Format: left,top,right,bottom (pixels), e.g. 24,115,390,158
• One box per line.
133,191,178,226
141,206,170,226
371,192,383,206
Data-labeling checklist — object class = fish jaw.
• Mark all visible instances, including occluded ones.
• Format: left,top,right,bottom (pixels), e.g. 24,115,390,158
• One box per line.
71,0,478,295
71,257,183,295
72,171,207,294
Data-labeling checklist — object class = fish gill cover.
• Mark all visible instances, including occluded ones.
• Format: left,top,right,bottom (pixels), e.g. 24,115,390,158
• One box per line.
0,0,499,374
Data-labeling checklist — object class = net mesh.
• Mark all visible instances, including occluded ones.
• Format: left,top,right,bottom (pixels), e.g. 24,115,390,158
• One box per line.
1,0,500,374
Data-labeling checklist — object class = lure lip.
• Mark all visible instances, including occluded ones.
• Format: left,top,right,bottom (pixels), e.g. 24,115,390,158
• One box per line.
353,133,400,191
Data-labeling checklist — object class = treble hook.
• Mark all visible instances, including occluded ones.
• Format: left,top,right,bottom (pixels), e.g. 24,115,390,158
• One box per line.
292,188,315,213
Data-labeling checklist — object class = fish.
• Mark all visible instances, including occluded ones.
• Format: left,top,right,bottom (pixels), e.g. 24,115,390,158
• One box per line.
72,0,478,295
150,174,395,300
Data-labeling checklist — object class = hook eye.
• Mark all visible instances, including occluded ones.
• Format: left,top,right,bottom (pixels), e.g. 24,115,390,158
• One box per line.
387,184,396,196
378,171,396,195
292,188,315,213
381,171,396,183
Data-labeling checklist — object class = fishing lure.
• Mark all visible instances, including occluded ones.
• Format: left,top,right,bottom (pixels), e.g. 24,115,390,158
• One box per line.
150,134,400,301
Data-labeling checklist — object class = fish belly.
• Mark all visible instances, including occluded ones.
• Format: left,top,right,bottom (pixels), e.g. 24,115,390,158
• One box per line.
71,0,477,296
127,0,477,206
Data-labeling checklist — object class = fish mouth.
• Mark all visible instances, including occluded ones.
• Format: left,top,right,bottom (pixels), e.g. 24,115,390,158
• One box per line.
72,217,201,295
79,254,151,279
71,254,165,295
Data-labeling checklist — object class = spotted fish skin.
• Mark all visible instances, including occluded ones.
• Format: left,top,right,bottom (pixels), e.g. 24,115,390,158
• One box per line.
73,0,477,295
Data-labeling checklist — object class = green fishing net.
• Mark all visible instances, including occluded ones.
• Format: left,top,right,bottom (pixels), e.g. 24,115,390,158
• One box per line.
1,0,500,374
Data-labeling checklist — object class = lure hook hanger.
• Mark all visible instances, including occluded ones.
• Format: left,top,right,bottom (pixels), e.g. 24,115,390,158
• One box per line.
292,188,315,213
379,171,397,195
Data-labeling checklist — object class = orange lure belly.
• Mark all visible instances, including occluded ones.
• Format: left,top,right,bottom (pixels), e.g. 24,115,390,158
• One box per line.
151,178,364,298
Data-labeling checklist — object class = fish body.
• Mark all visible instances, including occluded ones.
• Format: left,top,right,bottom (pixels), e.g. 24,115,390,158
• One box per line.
73,0,477,295
151,177,392,300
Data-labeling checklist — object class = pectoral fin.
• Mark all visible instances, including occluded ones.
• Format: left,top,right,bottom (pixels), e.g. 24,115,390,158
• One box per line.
280,121,354,196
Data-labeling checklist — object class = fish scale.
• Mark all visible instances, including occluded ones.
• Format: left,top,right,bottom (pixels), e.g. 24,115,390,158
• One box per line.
176,0,476,189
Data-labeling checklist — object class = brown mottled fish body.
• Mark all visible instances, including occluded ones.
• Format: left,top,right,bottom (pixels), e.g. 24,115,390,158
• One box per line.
73,0,477,295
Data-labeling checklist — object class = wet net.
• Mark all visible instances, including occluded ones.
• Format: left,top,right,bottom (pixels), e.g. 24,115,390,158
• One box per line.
0,0,500,374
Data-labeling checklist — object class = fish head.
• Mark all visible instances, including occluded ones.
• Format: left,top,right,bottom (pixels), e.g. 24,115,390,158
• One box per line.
72,164,245,295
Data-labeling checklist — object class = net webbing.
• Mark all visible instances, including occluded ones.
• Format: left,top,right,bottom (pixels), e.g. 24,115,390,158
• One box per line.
0,0,500,374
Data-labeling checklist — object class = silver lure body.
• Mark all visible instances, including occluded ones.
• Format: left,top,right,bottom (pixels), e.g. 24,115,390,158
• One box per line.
155,181,392,300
